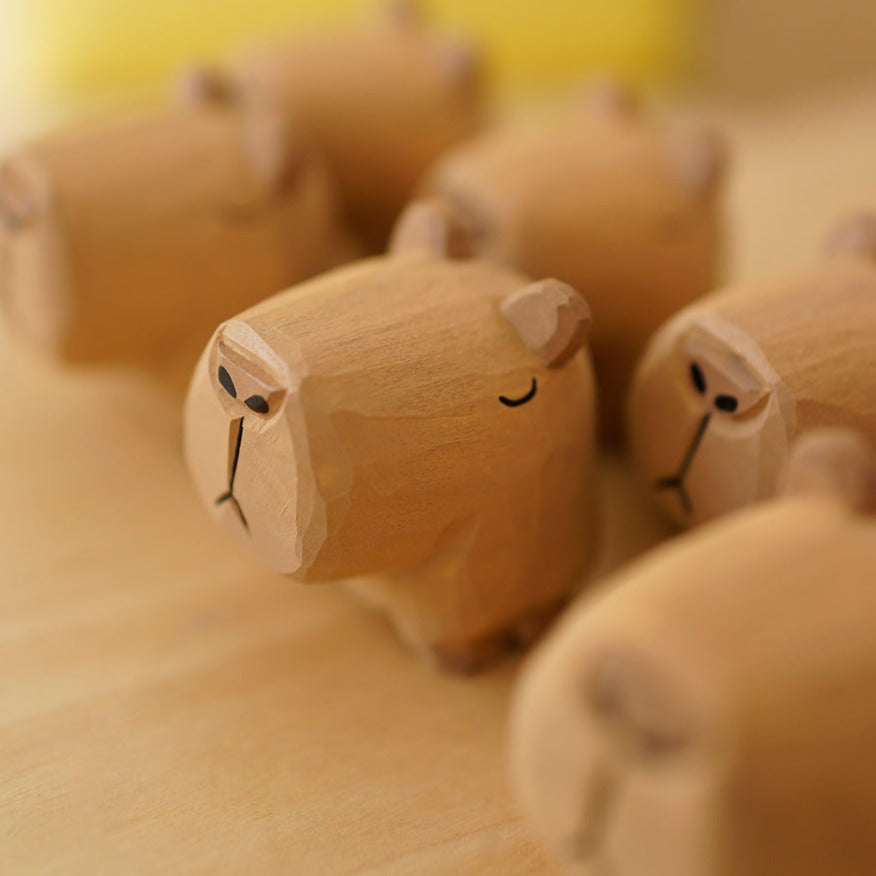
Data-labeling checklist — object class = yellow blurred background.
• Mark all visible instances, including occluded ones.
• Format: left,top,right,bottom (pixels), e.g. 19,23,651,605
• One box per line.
4,0,876,132
3,0,692,108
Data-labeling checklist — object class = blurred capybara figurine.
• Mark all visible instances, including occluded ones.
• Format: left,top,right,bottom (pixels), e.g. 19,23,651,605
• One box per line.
510,428,876,876
627,212,876,528
229,0,485,250
184,201,598,671
418,79,727,438
0,82,344,368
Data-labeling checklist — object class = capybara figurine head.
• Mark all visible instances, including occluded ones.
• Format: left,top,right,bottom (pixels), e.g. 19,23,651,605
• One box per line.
627,212,876,528
418,79,727,438
184,200,598,671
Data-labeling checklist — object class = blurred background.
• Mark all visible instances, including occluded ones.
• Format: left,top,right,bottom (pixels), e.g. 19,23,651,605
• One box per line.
4,0,876,135
4,0,875,280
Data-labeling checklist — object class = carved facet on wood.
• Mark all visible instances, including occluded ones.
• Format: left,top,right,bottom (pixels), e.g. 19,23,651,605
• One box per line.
418,79,727,438
184,202,598,671
627,213,876,527
0,87,344,366
509,428,876,876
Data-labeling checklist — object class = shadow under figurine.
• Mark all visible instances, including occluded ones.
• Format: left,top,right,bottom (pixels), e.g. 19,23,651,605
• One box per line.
510,427,876,876
183,201,599,672
417,79,727,440
627,212,876,528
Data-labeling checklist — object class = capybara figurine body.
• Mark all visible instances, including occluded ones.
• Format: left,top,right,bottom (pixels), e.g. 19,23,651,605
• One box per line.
0,86,342,367
231,2,484,250
183,202,598,671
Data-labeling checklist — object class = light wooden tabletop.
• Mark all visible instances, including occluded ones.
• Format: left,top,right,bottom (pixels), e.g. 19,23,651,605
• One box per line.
3,82,876,873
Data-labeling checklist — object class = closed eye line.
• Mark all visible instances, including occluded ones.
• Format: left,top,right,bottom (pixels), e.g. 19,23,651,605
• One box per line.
499,377,537,408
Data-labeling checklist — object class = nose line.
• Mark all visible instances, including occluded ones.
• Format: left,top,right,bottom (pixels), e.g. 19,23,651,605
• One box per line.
227,417,244,488
653,413,712,515
214,417,249,533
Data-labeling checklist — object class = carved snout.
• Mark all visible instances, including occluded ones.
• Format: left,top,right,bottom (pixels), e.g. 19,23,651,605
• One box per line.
209,321,289,420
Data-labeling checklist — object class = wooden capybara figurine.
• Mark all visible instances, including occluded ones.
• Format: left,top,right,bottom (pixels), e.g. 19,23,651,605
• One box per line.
627,212,876,528
417,80,727,438
0,81,343,367
183,201,598,672
228,0,484,251
510,428,876,876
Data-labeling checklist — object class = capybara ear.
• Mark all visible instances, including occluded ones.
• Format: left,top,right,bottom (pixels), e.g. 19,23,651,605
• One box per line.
383,0,424,29
435,38,482,92
823,212,876,262
786,428,876,514
389,198,477,258
501,279,591,366
579,75,640,117
175,64,239,107
588,651,690,761
666,126,728,201
240,107,304,194
0,157,49,231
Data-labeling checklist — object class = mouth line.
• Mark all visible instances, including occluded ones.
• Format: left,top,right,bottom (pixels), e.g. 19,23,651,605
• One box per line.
566,764,620,864
215,490,249,530
654,412,712,516
499,376,538,407
214,417,249,531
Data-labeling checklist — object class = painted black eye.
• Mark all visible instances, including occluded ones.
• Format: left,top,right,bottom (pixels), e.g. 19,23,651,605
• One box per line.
245,395,269,414
714,394,739,413
217,365,236,398
689,362,707,395
499,377,538,408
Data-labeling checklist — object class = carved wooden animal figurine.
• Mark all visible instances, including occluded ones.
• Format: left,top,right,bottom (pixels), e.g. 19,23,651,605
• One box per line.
183,202,598,671
227,1,484,250
0,83,343,367
510,428,876,876
627,212,876,528
417,80,727,438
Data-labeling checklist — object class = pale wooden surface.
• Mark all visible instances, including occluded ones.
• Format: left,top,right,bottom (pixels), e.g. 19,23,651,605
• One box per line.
3,84,876,873
0,340,555,874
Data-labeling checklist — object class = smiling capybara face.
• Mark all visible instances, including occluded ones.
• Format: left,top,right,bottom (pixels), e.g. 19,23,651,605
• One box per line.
184,201,598,669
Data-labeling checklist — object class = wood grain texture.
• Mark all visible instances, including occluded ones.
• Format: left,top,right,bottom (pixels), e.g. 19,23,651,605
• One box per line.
183,227,598,670
0,331,556,875
0,321,668,874
4,85,876,875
